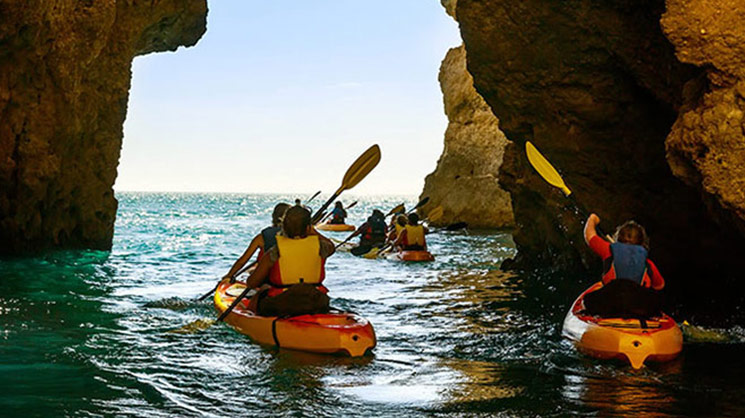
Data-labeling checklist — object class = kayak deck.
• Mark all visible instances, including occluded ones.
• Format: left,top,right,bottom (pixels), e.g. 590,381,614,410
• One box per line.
316,223,356,232
396,250,434,262
214,281,376,357
562,282,682,369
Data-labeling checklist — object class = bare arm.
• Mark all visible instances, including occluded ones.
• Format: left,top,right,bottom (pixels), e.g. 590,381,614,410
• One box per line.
584,213,600,245
244,250,273,289
224,234,264,279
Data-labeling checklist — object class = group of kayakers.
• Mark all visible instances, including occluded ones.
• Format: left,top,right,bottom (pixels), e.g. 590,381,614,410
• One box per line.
222,196,666,331
222,200,432,318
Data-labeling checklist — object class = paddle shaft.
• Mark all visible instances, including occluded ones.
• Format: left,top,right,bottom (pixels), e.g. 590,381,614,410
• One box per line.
306,190,321,204
196,258,258,301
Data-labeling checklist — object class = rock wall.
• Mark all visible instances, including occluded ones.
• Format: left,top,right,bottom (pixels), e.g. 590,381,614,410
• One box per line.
421,0,513,229
421,45,513,228
455,0,745,322
0,0,207,253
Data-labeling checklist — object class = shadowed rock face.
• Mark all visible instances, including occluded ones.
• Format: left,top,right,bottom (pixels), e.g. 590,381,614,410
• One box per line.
0,0,207,253
456,0,745,322
420,45,513,228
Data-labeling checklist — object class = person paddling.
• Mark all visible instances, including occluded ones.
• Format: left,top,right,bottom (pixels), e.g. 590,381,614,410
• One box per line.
582,213,665,318
392,213,428,251
387,214,408,244
223,202,290,281
243,205,335,317
358,209,388,248
329,201,348,225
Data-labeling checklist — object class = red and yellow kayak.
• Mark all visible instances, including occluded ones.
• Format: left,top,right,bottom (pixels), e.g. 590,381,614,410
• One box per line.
214,281,376,357
562,282,682,369
316,223,356,232
396,250,435,262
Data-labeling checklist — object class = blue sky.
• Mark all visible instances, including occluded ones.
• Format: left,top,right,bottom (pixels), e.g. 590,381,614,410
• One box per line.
117,1,461,195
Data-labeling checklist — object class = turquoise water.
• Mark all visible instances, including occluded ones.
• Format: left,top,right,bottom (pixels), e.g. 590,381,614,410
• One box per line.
2,192,745,416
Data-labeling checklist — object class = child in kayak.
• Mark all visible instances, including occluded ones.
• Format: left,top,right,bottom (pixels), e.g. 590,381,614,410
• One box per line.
392,213,429,251
358,209,388,248
329,201,347,224
582,213,664,318
244,205,335,317
223,202,290,281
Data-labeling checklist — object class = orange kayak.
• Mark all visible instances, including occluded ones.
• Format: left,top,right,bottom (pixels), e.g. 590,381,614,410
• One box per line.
316,223,356,232
562,282,682,369
396,250,434,262
214,281,376,357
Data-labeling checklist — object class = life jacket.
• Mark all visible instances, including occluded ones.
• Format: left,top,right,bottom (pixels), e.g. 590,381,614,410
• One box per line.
267,235,327,297
362,217,387,243
403,225,425,248
258,226,280,258
602,242,652,288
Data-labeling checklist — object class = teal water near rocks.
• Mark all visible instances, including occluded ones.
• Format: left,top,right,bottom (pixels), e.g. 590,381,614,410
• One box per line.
2,192,745,416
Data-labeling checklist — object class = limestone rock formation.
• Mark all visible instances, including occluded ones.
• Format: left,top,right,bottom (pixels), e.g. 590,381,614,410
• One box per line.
455,0,745,321
0,0,207,253
421,45,513,228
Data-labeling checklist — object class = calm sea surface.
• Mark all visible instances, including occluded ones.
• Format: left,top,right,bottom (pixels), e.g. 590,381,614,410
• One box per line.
1,192,744,416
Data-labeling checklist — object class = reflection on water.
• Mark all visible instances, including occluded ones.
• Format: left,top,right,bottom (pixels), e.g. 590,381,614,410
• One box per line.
1,193,744,416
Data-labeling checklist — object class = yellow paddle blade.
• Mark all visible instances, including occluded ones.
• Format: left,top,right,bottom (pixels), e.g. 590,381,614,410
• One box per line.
525,141,572,197
363,247,380,259
168,318,215,334
386,203,405,216
426,206,444,223
340,144,381,192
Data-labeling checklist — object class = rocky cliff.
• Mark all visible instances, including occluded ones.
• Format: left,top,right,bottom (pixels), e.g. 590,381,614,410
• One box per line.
421,45,513,228
0,0,207,253
421,0,513,229
455,0,745,322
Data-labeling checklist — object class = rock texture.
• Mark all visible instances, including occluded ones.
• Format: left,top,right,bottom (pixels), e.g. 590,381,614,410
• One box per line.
421,45,513,228
0,0,207,253
455,0,745,321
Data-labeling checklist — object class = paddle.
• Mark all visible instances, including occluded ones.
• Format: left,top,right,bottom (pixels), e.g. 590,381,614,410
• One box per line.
306,190,321,204
318,200,359,225
217,145,381,326
310,145,381,224
525,141,610,239
195,258,257,302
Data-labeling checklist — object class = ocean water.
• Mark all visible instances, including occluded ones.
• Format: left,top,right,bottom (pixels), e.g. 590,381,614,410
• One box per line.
1,192,744,416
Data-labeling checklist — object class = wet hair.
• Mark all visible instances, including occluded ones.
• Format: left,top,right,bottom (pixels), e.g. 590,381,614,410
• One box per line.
271,203,290,226
408,213,420,225
614,220,649,250
334,201,343,208
282,205,311,238
396,214,408,227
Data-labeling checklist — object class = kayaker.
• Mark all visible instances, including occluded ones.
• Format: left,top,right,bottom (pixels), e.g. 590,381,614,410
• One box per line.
243,205,335,317
582,213,664,318
329,201,348,224
392,213,428,251
387,214,408,243
223,202,290,281
389,206,406,230
358,209,388,248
